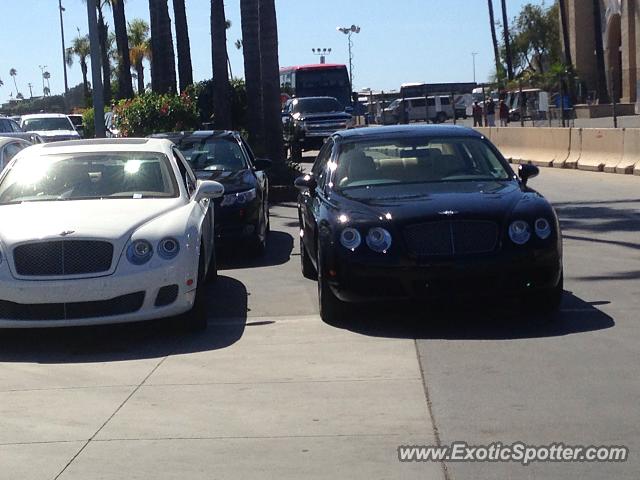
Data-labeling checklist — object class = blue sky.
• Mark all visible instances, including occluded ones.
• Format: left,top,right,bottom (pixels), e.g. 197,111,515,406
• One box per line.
0,0,544,102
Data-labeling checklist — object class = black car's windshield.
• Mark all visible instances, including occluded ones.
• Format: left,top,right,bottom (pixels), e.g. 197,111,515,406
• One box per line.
334,136,512,190
293,98,343,114
0,152,178,204
176,137,247,171
22,117,74,132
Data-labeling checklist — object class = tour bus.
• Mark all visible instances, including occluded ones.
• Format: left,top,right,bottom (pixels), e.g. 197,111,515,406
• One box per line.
279,64,352,109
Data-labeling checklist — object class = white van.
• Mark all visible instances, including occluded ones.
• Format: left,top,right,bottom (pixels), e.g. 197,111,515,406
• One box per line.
382,96,454,124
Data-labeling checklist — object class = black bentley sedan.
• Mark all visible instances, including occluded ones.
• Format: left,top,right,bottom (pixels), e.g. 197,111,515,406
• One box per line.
152,131,271,255
295,125,563,322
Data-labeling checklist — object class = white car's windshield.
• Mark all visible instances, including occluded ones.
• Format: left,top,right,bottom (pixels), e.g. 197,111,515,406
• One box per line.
22,117,74,132
0,152,178,204
335,137,512,190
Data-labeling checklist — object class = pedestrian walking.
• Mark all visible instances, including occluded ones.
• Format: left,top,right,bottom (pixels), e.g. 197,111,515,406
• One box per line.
472,101,483,127
499,100,509,127
486,97,496,127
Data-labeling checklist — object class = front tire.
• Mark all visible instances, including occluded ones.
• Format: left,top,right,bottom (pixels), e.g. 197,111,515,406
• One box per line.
300,236,316,280
182,247,208,331
317,255,348,324
525,272,563,315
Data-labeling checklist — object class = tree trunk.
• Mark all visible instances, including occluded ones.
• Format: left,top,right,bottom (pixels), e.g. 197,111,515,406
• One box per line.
81,61,90,106
487,0,503,81
173,0,193,92
259,0,284,165
149,0,177,94
136,63,145,94
112,0,134,99
97,4,112,105
558,0,573,66
592,0,610,103
500,0,513,81
240,0,264,154
211,0,232,129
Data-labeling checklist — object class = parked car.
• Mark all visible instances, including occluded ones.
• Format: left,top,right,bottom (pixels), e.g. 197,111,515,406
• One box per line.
68,114,85,138
151,131,271,255
295,125,563,323
20,113,81,142
0,116,43,143
382,96,454,124
0,138,224,329
0,136,32,170
283,96,353,160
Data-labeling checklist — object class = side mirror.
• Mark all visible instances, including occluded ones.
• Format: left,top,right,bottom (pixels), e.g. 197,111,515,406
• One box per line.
294,174,317,193
194,180,225,201
253,158,272,171
518,164,539,186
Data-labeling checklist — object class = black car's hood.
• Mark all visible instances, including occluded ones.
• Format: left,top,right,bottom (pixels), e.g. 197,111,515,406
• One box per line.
194,168,255,193
297,112,352,122
334,180,533,225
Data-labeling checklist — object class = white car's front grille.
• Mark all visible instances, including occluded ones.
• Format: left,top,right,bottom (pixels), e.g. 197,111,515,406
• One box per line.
13,240,114,276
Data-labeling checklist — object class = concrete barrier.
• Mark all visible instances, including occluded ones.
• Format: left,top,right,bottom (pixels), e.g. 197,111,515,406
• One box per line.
617,128,640,174
491,127,525,163
559,128,581,169
577,128,624,172
474,127,492,141
484,128,570,167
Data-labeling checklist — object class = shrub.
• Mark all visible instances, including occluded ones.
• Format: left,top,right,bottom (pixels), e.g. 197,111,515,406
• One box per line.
114,92,198,137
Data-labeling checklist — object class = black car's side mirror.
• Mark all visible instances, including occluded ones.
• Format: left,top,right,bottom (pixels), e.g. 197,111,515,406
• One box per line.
253,158,272,170
294,174,317,194
518,164,539,186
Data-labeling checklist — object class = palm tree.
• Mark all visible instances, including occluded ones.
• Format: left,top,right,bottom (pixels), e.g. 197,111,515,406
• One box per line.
109,0,134,99
66,34,92,105
500,0,513,81
487,0,502,81
128,19,151,94
259,0,284,164
211,0,232,128
240,0,263,153
9,68,19,97
172,0,193,92
149,0,176,93
43,71,51,95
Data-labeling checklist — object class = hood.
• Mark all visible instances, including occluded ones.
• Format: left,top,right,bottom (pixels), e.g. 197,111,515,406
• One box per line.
194,168,255,194
335,180,525,225
29,130,80,141
0,198,180,246
297,112,352,122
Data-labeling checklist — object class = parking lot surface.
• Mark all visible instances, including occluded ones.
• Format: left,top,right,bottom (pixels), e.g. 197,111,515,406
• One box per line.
0,161,638,479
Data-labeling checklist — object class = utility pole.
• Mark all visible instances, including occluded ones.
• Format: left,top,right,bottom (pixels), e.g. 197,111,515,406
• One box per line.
337,25,361,92
471,52,478,83
27,83,33,99
87,0,105,137
59,0,69,95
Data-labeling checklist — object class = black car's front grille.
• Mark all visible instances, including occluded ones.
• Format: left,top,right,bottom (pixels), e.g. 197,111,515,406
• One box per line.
13,240,113,276
0,292,145,321
404,221,499,257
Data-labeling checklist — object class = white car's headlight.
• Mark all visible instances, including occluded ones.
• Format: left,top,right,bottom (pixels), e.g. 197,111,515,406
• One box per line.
366,227,392,253
509,220,531,245
158,237,180,259
340,227,361,251
534,218,552,240
127,239,153,265
220,188,257,207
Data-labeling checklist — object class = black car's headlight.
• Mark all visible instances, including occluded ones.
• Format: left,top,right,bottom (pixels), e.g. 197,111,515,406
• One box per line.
534,218,552,239
158,237,180,259
340,227,361,251
127,239,153,265
220,188,257,207
366,227,392,253
508,220,531,245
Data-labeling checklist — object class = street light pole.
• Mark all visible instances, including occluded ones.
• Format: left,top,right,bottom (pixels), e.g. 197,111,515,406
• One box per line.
312,48,332,65
87,0,105,137
337,25,360,91
59,0,69,95
471,52,478,83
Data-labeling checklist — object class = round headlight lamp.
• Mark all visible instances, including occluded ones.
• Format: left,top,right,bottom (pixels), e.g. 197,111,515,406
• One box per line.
340,227,361,251
366,227,392,253
508,220,531,245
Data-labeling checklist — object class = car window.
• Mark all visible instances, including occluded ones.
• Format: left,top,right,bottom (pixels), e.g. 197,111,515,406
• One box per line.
2,142,26,163
312,138,335,190
0,119,10,133
176,137,247,172
172,147,197,197
22,117,74,132
9,120,22,132
239,137,256,166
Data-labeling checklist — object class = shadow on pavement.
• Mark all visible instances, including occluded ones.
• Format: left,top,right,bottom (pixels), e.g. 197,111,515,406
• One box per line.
219,230,294,269
326,290,615,341
0,275,247,364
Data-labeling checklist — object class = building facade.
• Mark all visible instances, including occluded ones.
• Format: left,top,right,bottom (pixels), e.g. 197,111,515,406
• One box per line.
565,0,640,104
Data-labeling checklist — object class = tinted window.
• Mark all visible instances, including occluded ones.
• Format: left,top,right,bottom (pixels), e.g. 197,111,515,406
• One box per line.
0,119,10,133
176,136,247,171
312,139,334,189
440,97,451,105
410,98,426,107
427,98,436,107
22,117,74,131
293,97,343,114
334,137,511,190
2,142,26,163
0,152,178,204
9,120,22,132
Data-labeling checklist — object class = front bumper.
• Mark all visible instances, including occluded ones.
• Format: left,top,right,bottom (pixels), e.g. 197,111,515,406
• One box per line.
326,248,562,303
214,199,261,246
0,260,198,328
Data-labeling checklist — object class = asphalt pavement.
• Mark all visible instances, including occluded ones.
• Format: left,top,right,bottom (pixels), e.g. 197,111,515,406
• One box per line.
0,159,638,479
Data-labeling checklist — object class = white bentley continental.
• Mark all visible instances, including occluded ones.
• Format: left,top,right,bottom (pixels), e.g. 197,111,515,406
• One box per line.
0,138,224,329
